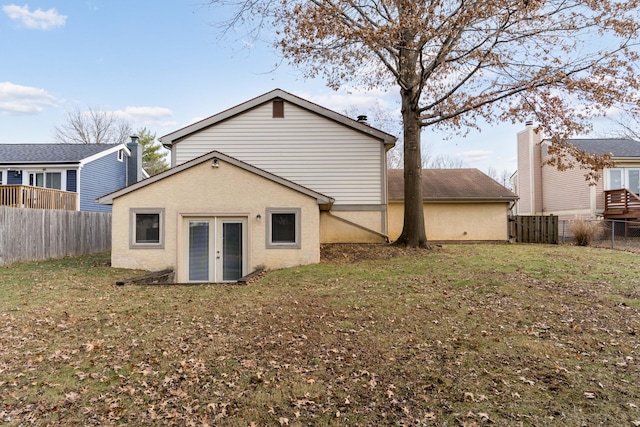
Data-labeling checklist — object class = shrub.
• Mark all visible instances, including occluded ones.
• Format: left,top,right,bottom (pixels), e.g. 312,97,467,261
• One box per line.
569,217,604,246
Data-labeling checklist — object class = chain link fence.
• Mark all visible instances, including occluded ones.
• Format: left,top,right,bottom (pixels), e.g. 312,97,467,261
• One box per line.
559,219,640,251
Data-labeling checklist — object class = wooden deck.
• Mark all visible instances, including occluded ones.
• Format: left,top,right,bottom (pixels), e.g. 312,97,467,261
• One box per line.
604,188,640,220
0,185,78,211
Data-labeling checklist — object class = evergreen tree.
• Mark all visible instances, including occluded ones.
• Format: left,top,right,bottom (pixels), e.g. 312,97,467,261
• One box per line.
136,127,169,176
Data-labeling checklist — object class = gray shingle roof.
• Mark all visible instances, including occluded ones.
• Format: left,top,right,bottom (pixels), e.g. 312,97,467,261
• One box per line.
388,169,518,201
563,138,640,158
0,143,119,163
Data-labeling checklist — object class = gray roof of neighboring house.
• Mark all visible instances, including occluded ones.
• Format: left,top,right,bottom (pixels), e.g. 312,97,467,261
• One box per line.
388,169,518,202
0,143,120,164
560,138,640,158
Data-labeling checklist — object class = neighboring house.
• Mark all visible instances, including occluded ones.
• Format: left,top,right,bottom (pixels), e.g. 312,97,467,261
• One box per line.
512,122,640,221
98,89,397,282
0,138,144,212
387,169,518,242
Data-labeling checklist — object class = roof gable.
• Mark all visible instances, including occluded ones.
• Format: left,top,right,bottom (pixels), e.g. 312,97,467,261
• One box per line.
0,143,124,164
97,150,335,208
158,89,397,149
388,169,518,202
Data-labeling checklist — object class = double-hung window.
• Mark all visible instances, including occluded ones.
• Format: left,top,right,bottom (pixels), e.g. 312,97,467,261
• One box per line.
130,208,165,249
266,208,301,249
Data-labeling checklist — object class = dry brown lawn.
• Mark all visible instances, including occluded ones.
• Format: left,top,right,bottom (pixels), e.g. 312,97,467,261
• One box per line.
1,244,639,426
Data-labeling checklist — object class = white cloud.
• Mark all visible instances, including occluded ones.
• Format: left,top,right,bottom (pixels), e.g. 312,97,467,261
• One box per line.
116,106,172,121
114,106,176,128
456,150,493,163
3,4,67,30
0,81,56,113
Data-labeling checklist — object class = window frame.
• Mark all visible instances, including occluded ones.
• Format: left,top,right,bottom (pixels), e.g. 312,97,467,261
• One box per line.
606,167,640,195
129,208,165,249
607,168,623,190
266,207,301,249
45,172,62,190
26,170,65,190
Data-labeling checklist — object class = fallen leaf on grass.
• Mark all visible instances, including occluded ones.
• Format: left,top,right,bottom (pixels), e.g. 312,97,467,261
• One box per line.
278,417,289,425
65,391,81,403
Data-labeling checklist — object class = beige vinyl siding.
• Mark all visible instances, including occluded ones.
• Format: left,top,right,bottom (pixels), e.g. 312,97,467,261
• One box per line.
173,102,384,205
541,163,594,215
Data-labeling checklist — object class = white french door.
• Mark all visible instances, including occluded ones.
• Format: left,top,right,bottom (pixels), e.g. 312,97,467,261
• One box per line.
183,217,247,283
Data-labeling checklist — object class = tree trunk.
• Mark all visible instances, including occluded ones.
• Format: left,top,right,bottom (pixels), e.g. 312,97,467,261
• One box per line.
393,87,430,248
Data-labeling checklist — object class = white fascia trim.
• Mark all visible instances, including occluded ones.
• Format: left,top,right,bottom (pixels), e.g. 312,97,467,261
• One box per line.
79,144,130,167
4,162,78,169
158,89,397,149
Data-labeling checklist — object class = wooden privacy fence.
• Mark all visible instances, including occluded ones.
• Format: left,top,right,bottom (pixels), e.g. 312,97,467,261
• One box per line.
510,215,558,244
0,206,111,266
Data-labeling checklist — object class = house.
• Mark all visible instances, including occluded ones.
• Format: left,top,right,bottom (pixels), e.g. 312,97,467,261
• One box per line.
387,169,518,242
512,122,640,221
97,89,396,282
0,138,144,212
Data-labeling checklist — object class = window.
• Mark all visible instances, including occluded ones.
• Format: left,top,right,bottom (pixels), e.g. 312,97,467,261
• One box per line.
130,208,165,248
607,168,640,195
272,100,284,118
28,171,62,190
608,169,623,190
118,149,124,162
266,208,301,248
46,172,61,189
629,170,640,196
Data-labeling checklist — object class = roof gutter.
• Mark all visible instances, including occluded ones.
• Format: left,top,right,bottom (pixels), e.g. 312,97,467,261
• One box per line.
389,197,519,203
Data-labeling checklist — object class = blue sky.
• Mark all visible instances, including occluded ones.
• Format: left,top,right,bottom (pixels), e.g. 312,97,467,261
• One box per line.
0,1,619,174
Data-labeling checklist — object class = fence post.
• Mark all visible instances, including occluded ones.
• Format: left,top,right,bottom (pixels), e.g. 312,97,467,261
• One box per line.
611,220,615,250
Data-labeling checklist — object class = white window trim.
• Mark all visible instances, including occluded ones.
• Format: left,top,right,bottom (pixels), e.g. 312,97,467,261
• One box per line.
265,207,301,249
606,167,640,193
130,208,165,249
117,149,124,162
24,169,66,191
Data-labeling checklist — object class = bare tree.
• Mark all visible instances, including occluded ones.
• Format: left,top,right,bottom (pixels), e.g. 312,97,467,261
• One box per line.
55,107,132,145
608,114,640,141
209,0,640,247
425,154,464,169
486,166,514,190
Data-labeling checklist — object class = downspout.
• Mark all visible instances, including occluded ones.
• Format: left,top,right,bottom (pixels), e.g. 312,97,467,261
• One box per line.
590,178,597,218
